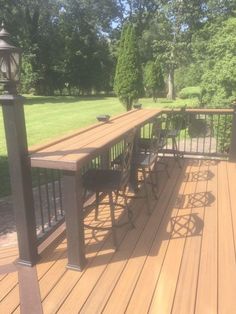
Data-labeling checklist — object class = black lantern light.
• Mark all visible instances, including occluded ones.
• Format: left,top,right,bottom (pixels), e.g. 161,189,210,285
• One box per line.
0,23,21,94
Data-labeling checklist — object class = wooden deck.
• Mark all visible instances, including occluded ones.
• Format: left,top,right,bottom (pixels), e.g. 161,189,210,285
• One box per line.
1,158,236,314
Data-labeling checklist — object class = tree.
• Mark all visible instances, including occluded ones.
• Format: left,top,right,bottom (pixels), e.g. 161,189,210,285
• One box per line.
192,16,236,106
144,60,165,101
0,0,120,95
116,0,158,35
140,0,208,100
114,23,143,111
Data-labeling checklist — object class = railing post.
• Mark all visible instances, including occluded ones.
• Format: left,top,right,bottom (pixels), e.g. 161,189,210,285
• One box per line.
0,94,38,266
229,104,236,161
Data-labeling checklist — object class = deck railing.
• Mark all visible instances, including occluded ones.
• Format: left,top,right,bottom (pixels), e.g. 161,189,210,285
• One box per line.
33,108,236,245
31,142,126,244
32,168,64,244
141,108,234,159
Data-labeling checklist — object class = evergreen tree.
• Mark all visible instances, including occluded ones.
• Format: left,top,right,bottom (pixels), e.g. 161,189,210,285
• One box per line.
144,60,165,101
114,24,143,111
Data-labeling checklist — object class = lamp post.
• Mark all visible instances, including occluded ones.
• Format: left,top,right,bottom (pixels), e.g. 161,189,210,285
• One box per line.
0,23,38,266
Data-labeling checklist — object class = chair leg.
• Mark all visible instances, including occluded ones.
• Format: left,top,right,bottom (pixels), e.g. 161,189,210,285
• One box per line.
82,188,87,203
108,191,118,248
95,191,99,220
122,186,135,229
149,166,159,200
142,168,151,215
173,137,182,168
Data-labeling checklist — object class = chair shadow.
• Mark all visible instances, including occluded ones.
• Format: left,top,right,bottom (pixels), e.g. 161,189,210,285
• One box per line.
174,191,215,209
37,158,211,270
183,169,215,182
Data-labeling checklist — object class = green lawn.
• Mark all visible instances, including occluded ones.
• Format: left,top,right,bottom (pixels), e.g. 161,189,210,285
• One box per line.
0,95,198,197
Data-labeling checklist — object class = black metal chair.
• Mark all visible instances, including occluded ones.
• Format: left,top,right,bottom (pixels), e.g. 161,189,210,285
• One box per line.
82,130,135,248
159,108,186,167
137,117,170,177
135,119,164,214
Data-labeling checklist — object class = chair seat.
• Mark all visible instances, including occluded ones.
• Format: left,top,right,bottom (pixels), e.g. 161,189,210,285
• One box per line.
138,137,166,151
161,129,179,138
83,169,122,192
134,152,157,168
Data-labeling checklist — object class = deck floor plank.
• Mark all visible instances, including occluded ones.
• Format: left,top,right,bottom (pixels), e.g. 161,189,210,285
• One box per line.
194,161,218,314
226,162,236,257
102,161,181,314
41,202,130,313
58,198,148,314
217,161,236,314
78,160,178,314
148,160,198,314
171,161,209,314
125,161,187,314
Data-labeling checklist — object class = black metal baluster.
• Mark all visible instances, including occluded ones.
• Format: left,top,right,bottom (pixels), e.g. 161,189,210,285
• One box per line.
190,114,193,153
223,114,227,154
51,170,58,222
44,169,51,228
37,168,45,234
58,170,63,216
183,113,187,154
202,114,207,154
216,114,220,153
209,114,213,154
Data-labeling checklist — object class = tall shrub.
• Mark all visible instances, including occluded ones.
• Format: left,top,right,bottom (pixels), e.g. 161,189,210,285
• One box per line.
114,24,143,111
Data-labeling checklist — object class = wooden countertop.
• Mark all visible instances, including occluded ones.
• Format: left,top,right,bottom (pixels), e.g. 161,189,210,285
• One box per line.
30,109,162,171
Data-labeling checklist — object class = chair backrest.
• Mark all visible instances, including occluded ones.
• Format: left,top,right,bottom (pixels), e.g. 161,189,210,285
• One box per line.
120,130,135,188
148,118,162,161
165,107,186,132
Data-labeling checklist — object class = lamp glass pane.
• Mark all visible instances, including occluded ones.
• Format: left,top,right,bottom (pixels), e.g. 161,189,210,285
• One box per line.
10,52,20,81
0,54,10,81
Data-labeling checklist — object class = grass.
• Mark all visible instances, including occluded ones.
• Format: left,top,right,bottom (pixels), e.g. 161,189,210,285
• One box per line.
0,95,199,197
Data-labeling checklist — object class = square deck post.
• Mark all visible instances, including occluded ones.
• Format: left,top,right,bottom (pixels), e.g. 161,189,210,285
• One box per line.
62,170,87,271
0,94,38,266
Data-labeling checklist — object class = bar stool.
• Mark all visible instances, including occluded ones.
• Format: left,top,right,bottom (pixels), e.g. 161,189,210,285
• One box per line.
160,108,186,167
135,119,164,214
82,130,135,248
137,117,170,178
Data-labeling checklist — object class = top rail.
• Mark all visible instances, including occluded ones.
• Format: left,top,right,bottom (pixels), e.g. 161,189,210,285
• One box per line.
29,109,143,154
162,108,234,114
30,109,162,170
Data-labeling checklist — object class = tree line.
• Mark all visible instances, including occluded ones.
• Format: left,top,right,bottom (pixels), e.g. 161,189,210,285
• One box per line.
1,0,235,106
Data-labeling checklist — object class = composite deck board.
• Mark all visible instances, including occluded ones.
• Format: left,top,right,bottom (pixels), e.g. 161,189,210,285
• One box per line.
102,161,182,314
148,160,197,313
194,161,218,314
217,161,236,314
125,162,188,314
171,161,209,314
1,159,236,313
76,160,177,314
57,199,148,313
226,162,236,256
